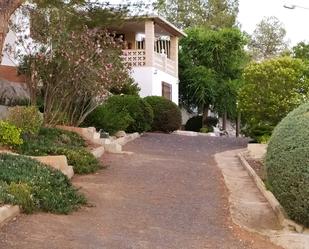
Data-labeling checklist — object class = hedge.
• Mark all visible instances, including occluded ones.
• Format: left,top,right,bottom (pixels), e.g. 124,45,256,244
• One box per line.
266,102,309,227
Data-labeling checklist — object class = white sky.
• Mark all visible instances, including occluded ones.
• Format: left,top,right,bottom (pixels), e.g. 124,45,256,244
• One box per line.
238,0,309,46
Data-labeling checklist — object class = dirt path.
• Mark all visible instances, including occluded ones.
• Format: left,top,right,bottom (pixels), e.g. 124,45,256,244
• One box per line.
0,133,282,249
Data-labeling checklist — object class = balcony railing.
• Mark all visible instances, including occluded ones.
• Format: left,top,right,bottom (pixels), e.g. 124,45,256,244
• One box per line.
122,49,146,67
154,52,176,77
122,49,177,77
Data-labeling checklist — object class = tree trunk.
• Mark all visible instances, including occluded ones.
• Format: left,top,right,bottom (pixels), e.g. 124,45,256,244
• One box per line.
222,111,227,130
202,104,209,127
236,112,241,138
0,1,23,64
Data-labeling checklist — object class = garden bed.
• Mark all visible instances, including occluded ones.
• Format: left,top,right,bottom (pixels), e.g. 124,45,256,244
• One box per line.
243,156,266,181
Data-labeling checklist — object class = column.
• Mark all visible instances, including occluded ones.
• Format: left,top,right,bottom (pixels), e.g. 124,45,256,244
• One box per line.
145,20,155,67
170,36,179,77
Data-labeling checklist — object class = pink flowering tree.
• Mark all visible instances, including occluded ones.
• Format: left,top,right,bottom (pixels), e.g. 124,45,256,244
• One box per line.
8,5,133,126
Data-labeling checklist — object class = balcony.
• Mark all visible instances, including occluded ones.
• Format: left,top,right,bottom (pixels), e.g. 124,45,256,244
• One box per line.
122,49,177,77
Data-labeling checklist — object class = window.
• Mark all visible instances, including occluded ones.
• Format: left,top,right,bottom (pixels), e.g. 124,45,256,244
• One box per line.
162,82,172,100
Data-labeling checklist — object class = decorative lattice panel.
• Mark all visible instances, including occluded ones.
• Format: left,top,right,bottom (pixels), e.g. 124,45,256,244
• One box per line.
122,50,146,67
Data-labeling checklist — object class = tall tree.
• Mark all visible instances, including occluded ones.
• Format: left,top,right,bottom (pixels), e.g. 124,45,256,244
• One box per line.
248,16,288,61
179,27,247,124
154,0,238,29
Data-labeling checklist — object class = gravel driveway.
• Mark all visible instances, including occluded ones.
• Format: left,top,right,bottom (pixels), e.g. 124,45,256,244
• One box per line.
0,133,282,249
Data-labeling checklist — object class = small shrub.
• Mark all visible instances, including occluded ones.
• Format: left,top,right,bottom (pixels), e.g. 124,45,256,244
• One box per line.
52,147,101,174
185,116,203,132
0,121,23,146
84,95,153,134
185,116,218,132
200,127,209,133
5,182,35,213
7,106,43,135
0,154,86,214
144,96,181,132
266,102,309,227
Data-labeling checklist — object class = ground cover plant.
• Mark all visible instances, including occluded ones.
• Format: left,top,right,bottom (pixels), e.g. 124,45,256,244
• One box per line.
266,102,309,227
0,154,86,214
144,96,181,132
14,127,101,174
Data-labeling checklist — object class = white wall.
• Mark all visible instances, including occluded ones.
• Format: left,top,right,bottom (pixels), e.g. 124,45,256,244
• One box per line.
2,30,17,67
131,67,153,97
131,66,179,105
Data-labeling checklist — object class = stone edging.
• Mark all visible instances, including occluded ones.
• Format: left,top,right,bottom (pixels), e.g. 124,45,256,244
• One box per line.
0,205,20,228
237,152,305,233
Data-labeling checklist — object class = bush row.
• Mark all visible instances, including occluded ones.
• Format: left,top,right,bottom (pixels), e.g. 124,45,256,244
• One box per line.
83,95,182,134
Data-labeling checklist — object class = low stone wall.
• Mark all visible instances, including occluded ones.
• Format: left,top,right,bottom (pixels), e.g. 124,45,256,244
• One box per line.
32,155,74,179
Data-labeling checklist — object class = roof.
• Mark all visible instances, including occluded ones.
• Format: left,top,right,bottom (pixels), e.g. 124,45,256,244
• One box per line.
119,15,187,37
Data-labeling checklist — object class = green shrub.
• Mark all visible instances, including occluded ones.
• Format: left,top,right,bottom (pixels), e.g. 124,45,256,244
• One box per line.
84,95,153,134
14,127,100,174
185,116,202,132
0,154,86,214
83,105,133,135
0,121,23,146
200,127,209,133
52,147,101,174
185,116,218,132
7,106,43,135
144,96,181,132
4,182,35,213
266,102,309,227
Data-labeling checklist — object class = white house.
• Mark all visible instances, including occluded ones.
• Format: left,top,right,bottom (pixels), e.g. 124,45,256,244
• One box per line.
1,15,186,105
112,16,186,105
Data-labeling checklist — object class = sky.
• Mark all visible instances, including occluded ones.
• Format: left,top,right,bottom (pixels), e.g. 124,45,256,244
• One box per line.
238,0,309,46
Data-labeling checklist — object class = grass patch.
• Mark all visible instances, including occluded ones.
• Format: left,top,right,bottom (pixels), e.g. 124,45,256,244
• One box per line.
0,154,86,214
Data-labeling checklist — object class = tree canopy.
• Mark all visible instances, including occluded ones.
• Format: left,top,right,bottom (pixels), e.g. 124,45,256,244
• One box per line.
238,56,309,141
248,16,288,61
154,0,238,29
179,27,247,121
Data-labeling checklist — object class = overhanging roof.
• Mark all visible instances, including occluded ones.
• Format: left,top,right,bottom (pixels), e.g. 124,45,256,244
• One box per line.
112,15,186,37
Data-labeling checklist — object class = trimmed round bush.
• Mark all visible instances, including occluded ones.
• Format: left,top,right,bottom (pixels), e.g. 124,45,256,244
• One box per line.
84,95,153,134
266,102,309,227
144,96,181,132
185,116,218,132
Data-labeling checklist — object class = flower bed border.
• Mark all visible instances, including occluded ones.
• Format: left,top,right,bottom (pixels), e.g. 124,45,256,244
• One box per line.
237,152,306,233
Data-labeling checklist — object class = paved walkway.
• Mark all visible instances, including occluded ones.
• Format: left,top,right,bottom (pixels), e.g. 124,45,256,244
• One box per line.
0,133,282,249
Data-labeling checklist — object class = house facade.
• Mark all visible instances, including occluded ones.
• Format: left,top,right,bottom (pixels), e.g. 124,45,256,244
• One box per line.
1,15,185,105
113,16,186,105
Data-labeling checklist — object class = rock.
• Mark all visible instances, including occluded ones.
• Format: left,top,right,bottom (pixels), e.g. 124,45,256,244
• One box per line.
31,155,74,179
115,131,126,138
